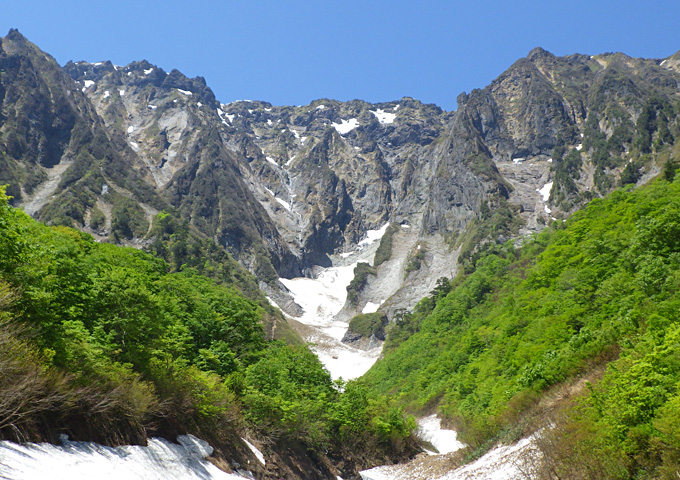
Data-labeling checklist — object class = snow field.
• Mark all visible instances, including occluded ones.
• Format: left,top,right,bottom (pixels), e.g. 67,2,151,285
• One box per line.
0,435,246,480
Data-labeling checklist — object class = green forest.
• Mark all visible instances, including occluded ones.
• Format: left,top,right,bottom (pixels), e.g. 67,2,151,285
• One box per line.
364,174,680,479
0,186,415,468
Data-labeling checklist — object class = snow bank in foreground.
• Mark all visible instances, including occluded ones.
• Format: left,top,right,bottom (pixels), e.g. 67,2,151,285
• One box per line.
360,431,540,480
0,435,246,480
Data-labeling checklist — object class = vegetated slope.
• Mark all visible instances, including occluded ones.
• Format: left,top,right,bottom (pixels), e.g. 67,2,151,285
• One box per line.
363,169,680,479
0,188,417,480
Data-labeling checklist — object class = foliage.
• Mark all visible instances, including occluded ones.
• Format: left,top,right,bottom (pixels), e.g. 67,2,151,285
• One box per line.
373,223,400,267
347,312,388,340
346,262,376,306
363,177,680,477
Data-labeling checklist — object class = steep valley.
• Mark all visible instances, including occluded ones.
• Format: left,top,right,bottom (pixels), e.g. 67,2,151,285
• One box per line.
2,27,680,479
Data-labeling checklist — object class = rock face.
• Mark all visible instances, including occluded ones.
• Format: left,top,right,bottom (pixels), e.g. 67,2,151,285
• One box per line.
2,29,679,322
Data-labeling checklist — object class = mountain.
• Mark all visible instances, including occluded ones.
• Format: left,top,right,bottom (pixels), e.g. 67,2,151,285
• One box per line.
2,28,680,479
4,29,679,334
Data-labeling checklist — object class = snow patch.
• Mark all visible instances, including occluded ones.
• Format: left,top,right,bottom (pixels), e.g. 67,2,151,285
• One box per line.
275,198,291,210
417,415,465,455
393,104,400,111
144,68,153,75
575,144,583,151
358,222,390,246
537,182,552,202
127,126,135,134
512,157,524,164
362,302,382,314
266,156,277,166
279,263,381,380
103,90,110,99
371,109,397,124
82,80,95,91
241,438,265,465
316,105,326,110
119,89,125,96
148,105,157,110
544,204,552,214
332,118,359,135
176,89,193,96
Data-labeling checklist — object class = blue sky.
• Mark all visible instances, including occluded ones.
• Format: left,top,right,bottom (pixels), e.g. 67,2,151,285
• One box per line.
3,0,679,110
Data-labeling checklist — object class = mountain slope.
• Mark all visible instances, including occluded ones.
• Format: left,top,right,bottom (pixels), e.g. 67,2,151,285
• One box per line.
363,173,680,478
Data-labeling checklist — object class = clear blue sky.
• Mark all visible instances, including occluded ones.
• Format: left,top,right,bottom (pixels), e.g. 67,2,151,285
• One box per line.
3,0,679,111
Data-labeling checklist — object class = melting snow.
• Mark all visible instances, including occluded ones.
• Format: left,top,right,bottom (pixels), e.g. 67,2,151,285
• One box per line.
176,89,193,96
241,438,265,465
144,68,153,75
371,109,397,124
275,198,291,210
332,118,359,135
0,435,245,480
358,222,390,246
362,302,382,314
418,415,465,455
280,262,381,380
537,182,552,202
